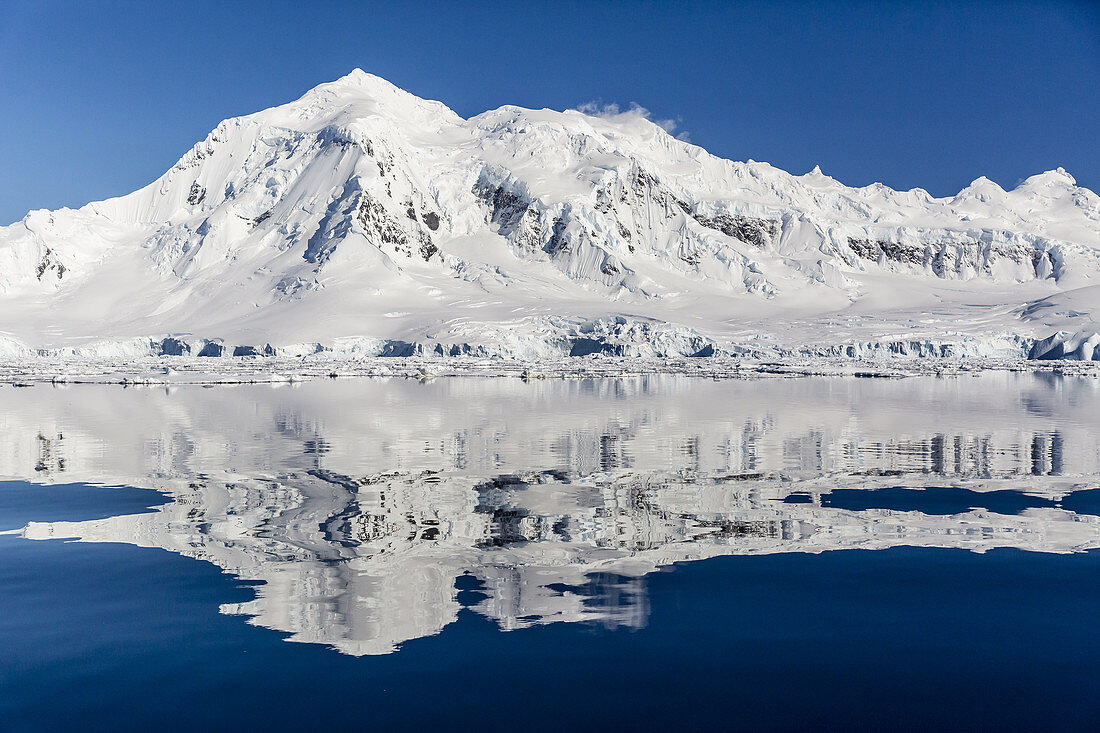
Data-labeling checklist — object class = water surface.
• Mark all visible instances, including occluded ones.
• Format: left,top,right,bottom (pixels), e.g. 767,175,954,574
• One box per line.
2,373,1099,730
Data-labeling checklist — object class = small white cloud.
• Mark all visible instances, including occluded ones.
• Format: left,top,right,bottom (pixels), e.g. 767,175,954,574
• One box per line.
576,100,619,116
574,100,689,142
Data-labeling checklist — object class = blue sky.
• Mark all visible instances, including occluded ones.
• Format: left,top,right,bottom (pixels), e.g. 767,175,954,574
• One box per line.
1,0,1096,225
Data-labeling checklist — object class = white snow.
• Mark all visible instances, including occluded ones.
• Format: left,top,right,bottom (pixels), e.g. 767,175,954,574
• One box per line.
2,69,1098,362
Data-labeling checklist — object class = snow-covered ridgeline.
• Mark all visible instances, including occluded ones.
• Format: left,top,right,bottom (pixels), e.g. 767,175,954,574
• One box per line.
1,70,1098,360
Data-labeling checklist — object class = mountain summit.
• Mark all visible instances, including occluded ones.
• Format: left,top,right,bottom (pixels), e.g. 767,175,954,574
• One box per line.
2,72,1098,360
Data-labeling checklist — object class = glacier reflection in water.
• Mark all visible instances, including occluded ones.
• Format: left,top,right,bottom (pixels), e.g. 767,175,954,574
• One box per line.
5,372,1100,655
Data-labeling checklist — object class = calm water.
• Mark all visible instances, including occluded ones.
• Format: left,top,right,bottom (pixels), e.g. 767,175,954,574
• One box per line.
2,373,1099,730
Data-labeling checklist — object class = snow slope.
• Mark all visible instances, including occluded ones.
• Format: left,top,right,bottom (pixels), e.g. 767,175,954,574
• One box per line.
2,70,1098,360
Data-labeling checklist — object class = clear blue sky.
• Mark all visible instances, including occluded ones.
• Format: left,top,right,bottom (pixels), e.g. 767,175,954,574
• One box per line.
1,0,1097,225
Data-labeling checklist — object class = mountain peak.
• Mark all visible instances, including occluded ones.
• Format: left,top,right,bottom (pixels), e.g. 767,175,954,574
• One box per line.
329,68,398,91
269,69,460,131
1017,167,1077,190
301,69,412,103
960,175,1006,194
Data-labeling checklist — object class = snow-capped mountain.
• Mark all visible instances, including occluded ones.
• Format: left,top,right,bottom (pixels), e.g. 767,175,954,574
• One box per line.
2,69,1098,359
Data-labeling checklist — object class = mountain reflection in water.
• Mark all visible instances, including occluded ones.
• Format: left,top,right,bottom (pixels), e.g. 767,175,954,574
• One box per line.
5,372,1099,655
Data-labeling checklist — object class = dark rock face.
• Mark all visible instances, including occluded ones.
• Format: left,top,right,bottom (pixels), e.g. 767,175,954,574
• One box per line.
419,240,439,260
847,237,1054,279
630,167,691,216
252,209,273,227
847,238,884,260
475,183,529,230
474,181,544,250
355,192,437,262
187,182,206,206
848,238,927,266
545,218,570,257
35,247,66,281
693,213,778,248
357,192,409,249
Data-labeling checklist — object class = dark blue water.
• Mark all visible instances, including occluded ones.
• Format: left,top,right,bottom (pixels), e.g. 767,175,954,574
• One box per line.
3,511,1099,731
0,481,168,532
786,485,1100,516
2,374,1099,730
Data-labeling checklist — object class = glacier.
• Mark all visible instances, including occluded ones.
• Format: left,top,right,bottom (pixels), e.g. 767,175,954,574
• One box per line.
2,69,1099,363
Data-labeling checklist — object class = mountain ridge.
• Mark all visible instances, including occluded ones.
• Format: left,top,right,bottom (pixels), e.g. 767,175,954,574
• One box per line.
2,69,1098,360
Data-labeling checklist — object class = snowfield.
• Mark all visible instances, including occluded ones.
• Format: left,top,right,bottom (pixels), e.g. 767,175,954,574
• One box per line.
2,70,1098,366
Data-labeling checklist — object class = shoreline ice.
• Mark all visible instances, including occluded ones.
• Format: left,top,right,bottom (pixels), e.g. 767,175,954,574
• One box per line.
1,354,1098,386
